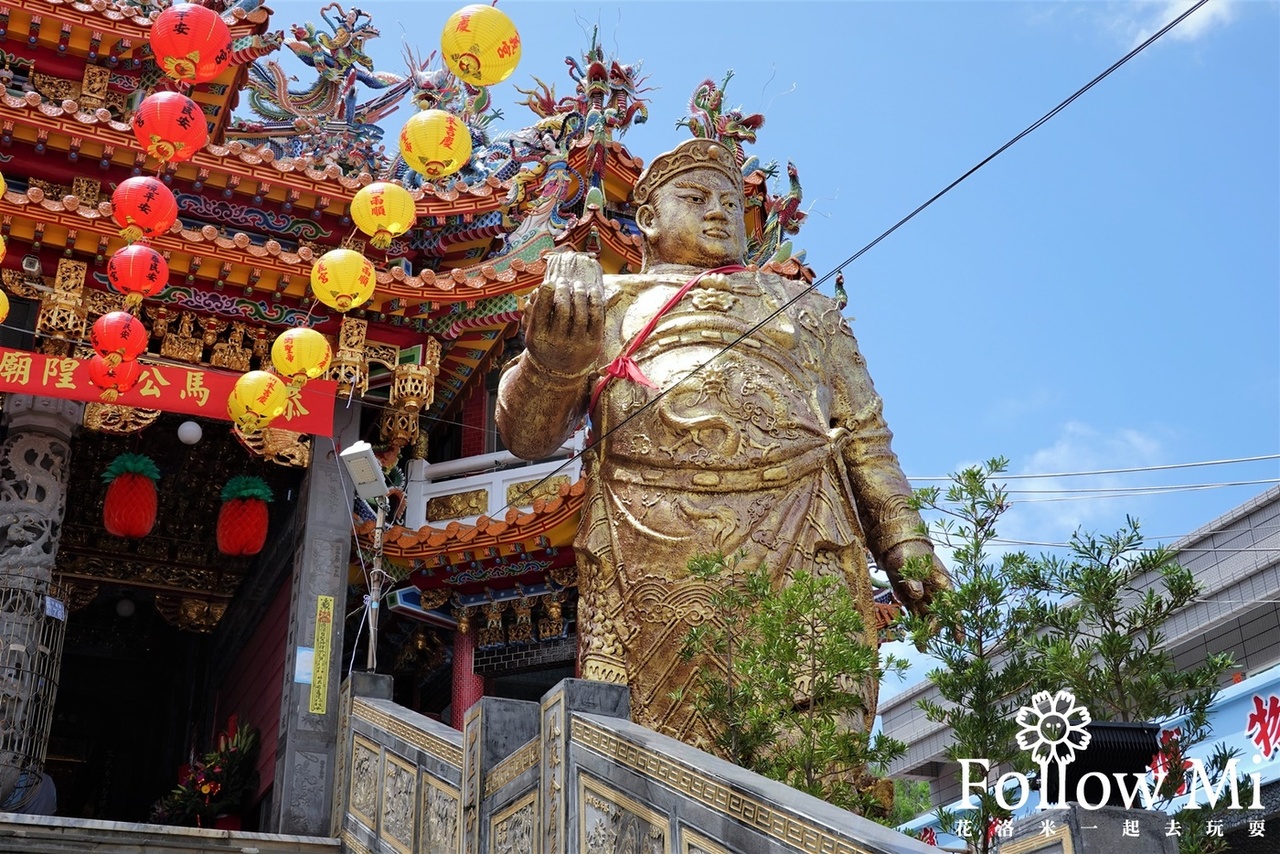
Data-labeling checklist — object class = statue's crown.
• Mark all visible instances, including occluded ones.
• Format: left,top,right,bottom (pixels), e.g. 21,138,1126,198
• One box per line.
633,138,743,206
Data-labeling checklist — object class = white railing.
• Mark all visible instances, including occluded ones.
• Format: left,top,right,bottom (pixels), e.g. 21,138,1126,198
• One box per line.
402,432,585,530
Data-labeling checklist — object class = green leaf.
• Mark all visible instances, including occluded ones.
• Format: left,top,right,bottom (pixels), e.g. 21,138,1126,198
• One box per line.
102,452,160,484
220,475,273,503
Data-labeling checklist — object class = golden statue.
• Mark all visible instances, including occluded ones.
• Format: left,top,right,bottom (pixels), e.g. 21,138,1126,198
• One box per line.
496,138,949,748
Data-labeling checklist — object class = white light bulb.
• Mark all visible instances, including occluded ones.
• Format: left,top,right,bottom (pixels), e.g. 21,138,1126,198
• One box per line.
177,420,202,445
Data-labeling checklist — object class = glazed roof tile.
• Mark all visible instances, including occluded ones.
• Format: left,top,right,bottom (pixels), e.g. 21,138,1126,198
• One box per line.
356,477,586,561
22,0,269,41
0,94,512,212
0,183,550,306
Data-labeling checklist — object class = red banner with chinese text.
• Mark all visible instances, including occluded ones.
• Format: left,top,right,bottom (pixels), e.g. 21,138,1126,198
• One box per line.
0,348,338,436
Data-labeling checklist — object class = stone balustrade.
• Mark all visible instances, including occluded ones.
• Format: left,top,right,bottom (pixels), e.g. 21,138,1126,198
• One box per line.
335,676,935,854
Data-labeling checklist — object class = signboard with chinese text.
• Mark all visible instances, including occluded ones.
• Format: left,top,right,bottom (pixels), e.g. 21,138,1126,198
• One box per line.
0,347,338,436
309,595,335,715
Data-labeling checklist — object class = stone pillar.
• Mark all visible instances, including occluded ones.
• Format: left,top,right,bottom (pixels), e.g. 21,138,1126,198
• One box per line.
270,403,360,835
0,396,81,803
329,672,393,837
460,697,540,853
451,623,484,730
540,679,630,854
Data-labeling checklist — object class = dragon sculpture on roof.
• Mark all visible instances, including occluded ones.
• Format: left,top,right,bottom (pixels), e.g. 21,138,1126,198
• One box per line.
675,70,807,267
233,4,431,173
513,26,650,207
246,3,407,122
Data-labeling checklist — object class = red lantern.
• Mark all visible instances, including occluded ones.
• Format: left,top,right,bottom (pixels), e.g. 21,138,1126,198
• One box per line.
91,311,149,366
111,177,178,244
216,476,272,556
131,92,209,164
87,355,143,401
107,244,169,308
101,453,160,539
150,3,232,85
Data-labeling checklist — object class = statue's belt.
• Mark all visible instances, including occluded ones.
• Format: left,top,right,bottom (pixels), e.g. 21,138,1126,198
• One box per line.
600,437,850,493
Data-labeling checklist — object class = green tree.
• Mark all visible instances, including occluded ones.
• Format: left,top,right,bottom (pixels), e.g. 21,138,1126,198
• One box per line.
678,551,908,816
887,779,934,827
898,458,1043,854
1023,519,1236,854
1024,519,1229,731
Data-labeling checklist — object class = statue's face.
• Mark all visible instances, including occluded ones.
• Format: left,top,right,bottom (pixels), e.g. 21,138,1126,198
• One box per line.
639,167,746,268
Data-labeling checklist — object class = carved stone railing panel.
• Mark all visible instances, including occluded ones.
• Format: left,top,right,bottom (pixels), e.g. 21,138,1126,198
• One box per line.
0,814,341,853
340,688,463,854
336,677,936,854
565,712,935,854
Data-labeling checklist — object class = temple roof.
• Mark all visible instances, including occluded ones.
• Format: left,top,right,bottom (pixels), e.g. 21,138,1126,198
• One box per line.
356,477,585,569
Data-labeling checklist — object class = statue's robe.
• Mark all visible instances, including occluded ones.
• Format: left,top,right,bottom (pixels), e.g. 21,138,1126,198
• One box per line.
573,265,922,749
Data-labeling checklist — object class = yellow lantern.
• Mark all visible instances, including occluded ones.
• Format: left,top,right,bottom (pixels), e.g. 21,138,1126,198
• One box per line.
0,235,6,265
441,4,521,86
226,394,266,434
228,370,289,432
350,182,417,250
399,110,472,180
0,171,7,197
0,290,9,325
271,327,332,386
311,248,376,312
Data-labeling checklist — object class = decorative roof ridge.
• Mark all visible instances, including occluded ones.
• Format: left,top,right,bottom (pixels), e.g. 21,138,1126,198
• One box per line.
27,0,268,38
374,245,551,293
760,257,817,284
358,477,586,558
567,136,645,168
4,182,810,294
4,186,111,218
1,187,322,271
0,95,512,203
34,0,168,29
0,188,554,304
571,203,641,244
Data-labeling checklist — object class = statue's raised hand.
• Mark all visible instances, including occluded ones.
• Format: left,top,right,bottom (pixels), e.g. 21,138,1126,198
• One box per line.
524,251,605,378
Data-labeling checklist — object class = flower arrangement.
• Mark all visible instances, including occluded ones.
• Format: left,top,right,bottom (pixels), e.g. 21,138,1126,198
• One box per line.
150,716,260,827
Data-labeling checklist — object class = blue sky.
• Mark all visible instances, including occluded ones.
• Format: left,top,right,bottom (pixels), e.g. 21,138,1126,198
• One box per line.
261,0,1277,684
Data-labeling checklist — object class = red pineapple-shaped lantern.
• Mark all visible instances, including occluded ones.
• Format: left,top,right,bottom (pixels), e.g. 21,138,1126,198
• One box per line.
91,311,149,366
112,177,178,243
87,355,143,401
101,453,160,539
150,3,232,85
131,92,209,164
107,244,169,308
216,475,272,556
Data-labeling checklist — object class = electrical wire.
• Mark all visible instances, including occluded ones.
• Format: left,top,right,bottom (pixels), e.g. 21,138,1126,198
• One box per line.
991,537,1280,554
910,454,1280,482
1002,480,1280,502
1,0,1239,521
1000,479,1280,495
6,311,1272,494
326,434,383,678
485,0,1225,518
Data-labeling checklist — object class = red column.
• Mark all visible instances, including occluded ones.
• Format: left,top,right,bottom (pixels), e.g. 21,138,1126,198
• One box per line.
459,389,489,457
451,626,485,729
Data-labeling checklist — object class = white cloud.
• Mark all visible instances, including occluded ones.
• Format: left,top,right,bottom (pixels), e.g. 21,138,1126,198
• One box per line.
883,421,1170,693
998,422,1167,549
1123,0,1237,48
